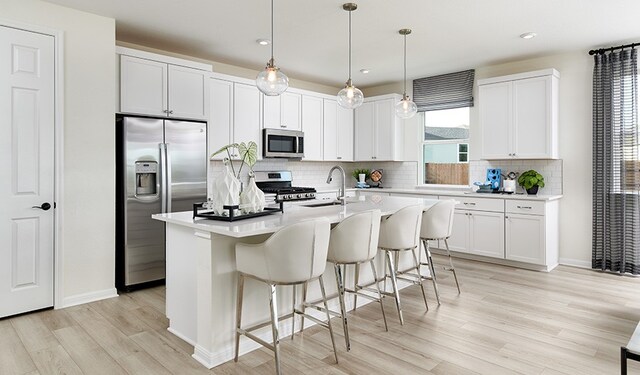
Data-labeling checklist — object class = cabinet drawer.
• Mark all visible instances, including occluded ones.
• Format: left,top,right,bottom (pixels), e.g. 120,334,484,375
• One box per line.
506,200,545,215
455,197,503,212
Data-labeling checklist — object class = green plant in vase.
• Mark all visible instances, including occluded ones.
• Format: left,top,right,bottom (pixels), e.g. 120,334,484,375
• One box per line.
352,168,371,183
517,169,545,195
211,141,258,178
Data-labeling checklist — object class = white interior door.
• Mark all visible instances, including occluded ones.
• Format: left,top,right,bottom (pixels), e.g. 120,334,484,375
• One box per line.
0,26,55,318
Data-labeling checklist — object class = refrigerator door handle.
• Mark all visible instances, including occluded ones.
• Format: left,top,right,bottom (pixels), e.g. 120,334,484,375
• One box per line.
159,143,167,213
165,143,172,213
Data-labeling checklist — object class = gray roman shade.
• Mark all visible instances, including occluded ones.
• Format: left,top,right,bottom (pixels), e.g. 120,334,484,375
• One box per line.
413,69,475,112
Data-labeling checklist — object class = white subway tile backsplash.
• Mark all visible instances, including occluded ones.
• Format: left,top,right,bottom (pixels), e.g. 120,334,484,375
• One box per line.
469,159,563,195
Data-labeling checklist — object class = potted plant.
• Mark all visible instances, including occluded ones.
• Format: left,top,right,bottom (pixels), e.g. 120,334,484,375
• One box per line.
517,169,545,195
352,168,371,183
210,141,264,214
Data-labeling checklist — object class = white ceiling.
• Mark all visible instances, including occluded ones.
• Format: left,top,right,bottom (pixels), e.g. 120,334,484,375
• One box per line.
44,0,640,88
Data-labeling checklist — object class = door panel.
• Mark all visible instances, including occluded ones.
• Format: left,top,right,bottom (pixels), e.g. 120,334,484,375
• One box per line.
165,120,207,213
123,117,164,286
120,55,167,117
354,101,375,160
168,65,207,120
447,210,469,253
479,82,512,159
323,99,338,160
209,79,233,160
337,104,354,161
302,95,323,160
513,76,550,158
375,99,394,160
469,211,505,258
0,26,55,317
506,214,545,264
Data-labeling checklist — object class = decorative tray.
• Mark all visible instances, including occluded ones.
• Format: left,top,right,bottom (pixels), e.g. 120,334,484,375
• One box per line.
192,202,283,222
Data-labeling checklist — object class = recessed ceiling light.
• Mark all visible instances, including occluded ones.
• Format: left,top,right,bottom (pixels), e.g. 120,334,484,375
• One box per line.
519,32,537,40
360,68,370,74
256,39,271,46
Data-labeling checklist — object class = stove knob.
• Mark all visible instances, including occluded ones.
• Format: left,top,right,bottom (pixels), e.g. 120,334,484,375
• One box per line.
297,194,302,199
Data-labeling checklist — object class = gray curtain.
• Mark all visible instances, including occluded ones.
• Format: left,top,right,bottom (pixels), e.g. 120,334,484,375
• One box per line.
592,48,640,274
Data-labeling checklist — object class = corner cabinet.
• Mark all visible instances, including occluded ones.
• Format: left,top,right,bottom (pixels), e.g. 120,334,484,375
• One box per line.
118,48,211,120
354,94,404,161
479,69,559,159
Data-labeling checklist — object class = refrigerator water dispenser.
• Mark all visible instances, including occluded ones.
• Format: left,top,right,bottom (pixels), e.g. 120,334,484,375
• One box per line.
135,161,157,195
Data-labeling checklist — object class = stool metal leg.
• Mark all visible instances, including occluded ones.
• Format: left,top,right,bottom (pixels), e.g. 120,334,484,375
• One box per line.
422,239,441,305
410,247,429,311
234,273,245,362
369,260,388,331
319,276,339,364
291,284,296,340
334,264,351,351
268,284,282,375
352,264,359,312
443,239,461,293
385,250,404,325
300,281,308,334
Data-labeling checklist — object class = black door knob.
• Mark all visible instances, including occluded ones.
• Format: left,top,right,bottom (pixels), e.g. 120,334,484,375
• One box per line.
32,202,51,211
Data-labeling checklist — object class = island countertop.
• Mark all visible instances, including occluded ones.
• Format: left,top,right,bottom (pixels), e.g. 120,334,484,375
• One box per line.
152,195,439,238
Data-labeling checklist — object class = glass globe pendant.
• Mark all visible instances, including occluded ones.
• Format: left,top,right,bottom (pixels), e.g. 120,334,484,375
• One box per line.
256,0,289,96
395,28,417,119
337,3,364,109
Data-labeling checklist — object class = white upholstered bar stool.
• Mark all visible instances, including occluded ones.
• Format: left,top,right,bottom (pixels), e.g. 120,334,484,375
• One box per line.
377,204,426,325
420,199,460,302
319,209,387,351
234,219,338,375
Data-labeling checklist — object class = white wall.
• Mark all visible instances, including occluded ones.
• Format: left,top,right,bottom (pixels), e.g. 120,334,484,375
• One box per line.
3,0,117,304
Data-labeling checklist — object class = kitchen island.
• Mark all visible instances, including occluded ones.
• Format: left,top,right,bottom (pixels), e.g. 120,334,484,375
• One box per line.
152,194,439,369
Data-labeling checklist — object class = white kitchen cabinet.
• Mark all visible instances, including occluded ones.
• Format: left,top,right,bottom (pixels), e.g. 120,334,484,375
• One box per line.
120,53,209,120
233,83,262,154
450,209,504,259
209,77,262,160
354,94,403,161
209,78,233,159
302,95,324,160
323,99,354,161
505,199,558,267
479,69,559,160
262,91,301,130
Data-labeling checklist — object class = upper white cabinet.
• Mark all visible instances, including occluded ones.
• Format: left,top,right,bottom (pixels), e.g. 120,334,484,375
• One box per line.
118,47,211,120
263,92,301,130
302,95,324,160
479,69,559,159
323,99,353,161
354,94,404,161
209,76,262,160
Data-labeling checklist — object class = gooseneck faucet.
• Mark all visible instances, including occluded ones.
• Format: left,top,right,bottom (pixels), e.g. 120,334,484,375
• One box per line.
326,165,346,205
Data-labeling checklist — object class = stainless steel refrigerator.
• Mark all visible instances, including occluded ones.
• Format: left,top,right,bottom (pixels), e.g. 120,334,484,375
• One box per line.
116,115,207,291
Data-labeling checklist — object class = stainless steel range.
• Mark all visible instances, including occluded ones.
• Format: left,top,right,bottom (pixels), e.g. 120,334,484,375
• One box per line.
254,171,316,202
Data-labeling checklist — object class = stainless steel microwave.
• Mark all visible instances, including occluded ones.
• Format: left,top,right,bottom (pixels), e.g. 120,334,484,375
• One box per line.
262,129,304,158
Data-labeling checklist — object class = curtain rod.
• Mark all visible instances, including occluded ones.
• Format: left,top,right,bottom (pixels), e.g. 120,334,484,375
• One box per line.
589,42,639,55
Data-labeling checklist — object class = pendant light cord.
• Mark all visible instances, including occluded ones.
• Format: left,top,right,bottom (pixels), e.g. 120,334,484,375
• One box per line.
403,33,407,96
348,8,352,81
270,0,274,61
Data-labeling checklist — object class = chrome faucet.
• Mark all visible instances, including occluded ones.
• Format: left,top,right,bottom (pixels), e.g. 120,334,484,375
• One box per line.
326,165,346,205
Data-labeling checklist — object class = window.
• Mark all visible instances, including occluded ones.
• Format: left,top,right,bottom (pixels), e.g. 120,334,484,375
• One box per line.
422,107,470,185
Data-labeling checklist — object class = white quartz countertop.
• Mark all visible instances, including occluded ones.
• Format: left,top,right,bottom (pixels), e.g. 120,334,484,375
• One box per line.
356,187,562,201
152,195,439,238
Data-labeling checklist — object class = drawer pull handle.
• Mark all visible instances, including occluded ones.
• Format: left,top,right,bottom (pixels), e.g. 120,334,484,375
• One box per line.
464,202,476,206
517,206,532,209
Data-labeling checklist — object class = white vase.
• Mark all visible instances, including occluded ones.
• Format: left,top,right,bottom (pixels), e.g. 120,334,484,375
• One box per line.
214,162,241,216
240,176,266,214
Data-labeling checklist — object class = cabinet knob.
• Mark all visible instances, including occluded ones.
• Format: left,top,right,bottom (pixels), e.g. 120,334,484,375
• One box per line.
337,156,342,160
163,109,169,113
168,110,174,114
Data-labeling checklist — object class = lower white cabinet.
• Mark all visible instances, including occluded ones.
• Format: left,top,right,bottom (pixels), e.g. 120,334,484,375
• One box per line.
450,209,504,259
505,213,545,264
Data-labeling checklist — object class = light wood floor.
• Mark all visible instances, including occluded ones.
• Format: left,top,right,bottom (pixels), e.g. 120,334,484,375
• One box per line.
3,256,640,374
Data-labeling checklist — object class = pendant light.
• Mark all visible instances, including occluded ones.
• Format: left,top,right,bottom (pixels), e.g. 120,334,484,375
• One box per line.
337,3,364,109
395,28,417,119
256,0,289,96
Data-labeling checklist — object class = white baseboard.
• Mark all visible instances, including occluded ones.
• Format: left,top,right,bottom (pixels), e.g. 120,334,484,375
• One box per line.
59,288,118,309
559,258,591,269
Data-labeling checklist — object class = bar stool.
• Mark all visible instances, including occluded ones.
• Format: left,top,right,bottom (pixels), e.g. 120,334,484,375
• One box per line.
376,204,426,325
304,209,386,351
420,199,460,300
234,219,338,375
